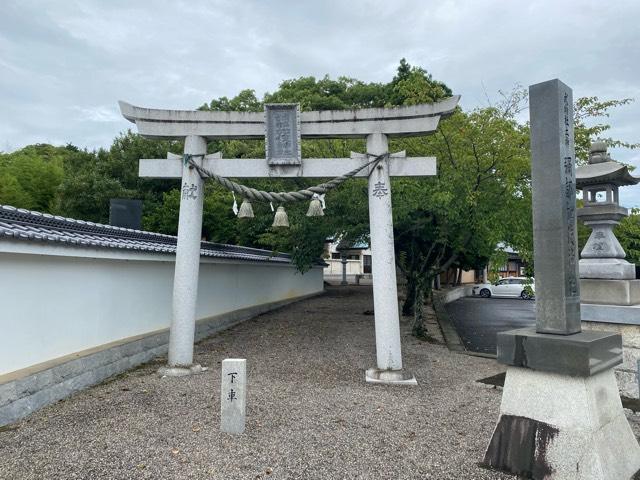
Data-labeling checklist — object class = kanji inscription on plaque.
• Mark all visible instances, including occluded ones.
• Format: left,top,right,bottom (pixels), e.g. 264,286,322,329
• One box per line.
265,104,301,166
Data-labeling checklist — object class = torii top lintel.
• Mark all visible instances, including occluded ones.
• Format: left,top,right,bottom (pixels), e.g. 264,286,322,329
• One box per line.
118,96,460,140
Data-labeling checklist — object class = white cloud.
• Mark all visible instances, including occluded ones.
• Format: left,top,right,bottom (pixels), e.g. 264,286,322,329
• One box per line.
71,105,121,123
0,0,638,159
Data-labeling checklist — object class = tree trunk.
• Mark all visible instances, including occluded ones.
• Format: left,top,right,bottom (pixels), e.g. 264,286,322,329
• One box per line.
412,277,433,339
402,276,417,317
456,268,463,286
412,279,426,338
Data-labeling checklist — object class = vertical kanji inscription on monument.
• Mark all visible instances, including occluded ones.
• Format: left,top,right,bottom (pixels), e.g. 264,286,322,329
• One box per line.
529,79,581,335
220,358,246,434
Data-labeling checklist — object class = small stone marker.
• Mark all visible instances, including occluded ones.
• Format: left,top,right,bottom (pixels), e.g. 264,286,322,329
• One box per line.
220,358,246,434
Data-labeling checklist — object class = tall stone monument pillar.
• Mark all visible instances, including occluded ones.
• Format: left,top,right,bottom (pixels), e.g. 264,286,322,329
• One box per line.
530,80,581,335
483,79,640,479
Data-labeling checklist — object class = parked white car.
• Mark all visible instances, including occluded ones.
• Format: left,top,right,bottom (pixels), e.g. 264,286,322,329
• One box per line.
472,277,535,299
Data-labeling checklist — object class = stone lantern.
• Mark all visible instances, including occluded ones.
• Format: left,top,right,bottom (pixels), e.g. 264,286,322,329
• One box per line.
577,141,639,306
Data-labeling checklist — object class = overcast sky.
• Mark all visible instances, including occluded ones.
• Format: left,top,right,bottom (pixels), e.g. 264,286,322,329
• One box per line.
2,0,640,205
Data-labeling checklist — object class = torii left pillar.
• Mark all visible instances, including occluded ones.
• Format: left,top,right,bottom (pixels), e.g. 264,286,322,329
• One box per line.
159,135,207,376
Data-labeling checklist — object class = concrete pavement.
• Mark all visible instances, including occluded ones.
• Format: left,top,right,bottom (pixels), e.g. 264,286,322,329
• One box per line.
444,297,535,355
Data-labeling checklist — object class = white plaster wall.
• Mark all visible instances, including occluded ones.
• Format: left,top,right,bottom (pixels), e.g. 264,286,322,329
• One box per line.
323,259,362,275
0,248,323,376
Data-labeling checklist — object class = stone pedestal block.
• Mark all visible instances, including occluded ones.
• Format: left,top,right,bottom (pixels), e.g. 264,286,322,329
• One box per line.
497,327,622,377
581,279,640,306
484,366,640,479
579,258,636,280
581,304,640,325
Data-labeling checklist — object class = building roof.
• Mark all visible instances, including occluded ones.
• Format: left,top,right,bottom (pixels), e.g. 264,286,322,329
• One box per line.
336,239,369,251
576,161,639,188
0,204,293,264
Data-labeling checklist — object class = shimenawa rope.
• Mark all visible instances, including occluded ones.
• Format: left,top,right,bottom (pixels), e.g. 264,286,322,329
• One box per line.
185,153,387,204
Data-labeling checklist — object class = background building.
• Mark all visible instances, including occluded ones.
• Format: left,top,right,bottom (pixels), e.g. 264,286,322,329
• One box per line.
323,238,372,283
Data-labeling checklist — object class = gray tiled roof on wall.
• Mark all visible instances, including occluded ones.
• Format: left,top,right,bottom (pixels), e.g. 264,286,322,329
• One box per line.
0,204,292,264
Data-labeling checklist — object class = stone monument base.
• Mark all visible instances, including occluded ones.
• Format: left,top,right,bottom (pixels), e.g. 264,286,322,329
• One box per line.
580,258,636,280
483,366,640,479
365,368,417,385
158,364,205,377
581,279,640,306
582,303,640,325
496,327,622,375
484,328,640,478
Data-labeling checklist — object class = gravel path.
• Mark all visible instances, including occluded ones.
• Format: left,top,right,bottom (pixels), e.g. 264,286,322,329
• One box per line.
1,286,636,479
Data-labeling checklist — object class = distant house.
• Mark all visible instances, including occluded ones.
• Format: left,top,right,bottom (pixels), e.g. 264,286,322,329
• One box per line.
323,238,372,280
437,244,527,287
324,237,526,287
494,244,527,278
438,267,485,287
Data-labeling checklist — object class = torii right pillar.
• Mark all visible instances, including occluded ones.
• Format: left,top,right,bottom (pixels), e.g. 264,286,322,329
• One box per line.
364,132,415,385
483,79,640,479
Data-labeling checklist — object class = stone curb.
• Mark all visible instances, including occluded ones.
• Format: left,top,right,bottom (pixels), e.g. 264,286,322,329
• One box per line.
431,291,466,353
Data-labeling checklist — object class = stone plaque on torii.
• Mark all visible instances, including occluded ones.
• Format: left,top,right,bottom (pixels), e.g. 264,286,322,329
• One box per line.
119,97,459,384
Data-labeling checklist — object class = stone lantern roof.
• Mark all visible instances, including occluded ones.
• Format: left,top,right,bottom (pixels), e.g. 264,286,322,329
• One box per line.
576,141,639,188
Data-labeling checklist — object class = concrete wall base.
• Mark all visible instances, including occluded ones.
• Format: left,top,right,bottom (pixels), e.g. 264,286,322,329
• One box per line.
483,366,640,479
0,292,322,427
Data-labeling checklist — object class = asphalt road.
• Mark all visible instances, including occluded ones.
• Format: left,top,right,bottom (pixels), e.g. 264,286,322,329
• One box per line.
445,297,535,355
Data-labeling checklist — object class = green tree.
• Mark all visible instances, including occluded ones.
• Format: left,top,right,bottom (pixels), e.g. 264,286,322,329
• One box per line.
0,144,67,211
53,148,129,223
388,58,452,106
200,89,262,112
574,97,639,162
616,209,640,265
392,104,531,331
0,172,33,207
53,131,182,224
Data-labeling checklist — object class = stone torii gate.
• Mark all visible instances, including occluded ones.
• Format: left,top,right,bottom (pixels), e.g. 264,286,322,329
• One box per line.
119,97,459,384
